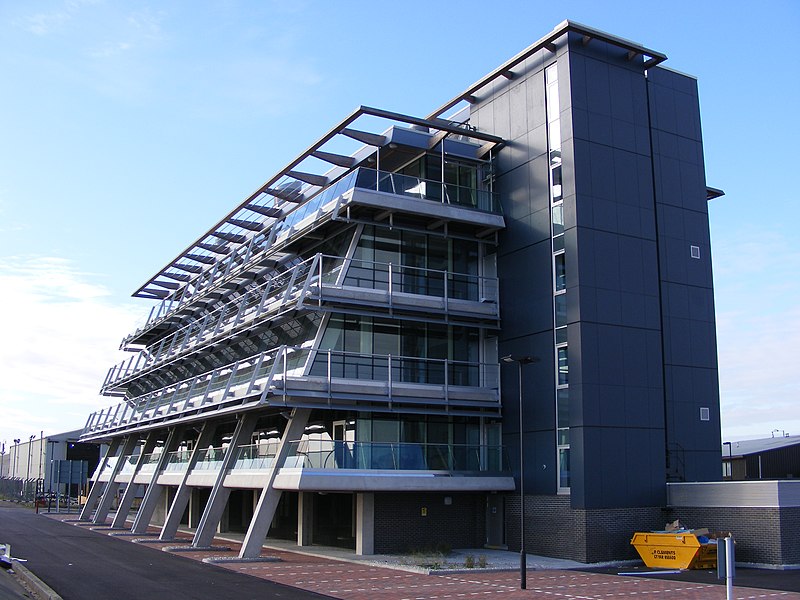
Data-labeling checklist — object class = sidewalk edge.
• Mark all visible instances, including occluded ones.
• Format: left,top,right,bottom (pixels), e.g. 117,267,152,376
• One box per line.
14,563,63,600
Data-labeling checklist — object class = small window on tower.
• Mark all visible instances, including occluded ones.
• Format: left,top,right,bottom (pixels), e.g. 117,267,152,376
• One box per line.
690,245,701,259
700,407,710,421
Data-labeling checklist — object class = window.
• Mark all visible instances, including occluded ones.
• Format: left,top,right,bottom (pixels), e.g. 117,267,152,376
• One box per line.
690,245,701,259
554,253,566,291
552,205,564,237
700,407,710,421
557,347,569,385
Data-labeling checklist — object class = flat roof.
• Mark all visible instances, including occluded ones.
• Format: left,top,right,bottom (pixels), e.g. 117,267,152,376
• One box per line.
427,19,667,120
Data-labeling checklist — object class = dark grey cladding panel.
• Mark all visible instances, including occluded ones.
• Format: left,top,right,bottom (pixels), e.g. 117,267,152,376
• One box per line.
647,67,702,142
662,282,716,323
573,321,663,389
528,430,558,494
655,155,683,206
683,209,712,245
588,112,613,146
525,69,547,131
492,89,512,140
679,159,708,213
647,65,698,96
498,242,552,337
509,83,528,140
571,425,666,509
662,316,719,369
658,235,713,287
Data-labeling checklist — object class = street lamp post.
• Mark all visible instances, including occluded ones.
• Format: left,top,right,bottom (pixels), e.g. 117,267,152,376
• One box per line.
13,439,21,479
27,434,35,501
502,354,538,590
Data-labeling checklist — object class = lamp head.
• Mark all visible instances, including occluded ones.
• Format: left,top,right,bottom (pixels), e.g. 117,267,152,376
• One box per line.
501,355,538,365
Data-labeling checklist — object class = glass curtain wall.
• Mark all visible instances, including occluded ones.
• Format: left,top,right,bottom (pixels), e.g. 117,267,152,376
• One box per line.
312,315,479,386
348,226,480,300
545,63,570,492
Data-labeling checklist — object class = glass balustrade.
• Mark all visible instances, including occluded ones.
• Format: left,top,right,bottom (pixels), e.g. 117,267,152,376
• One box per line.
99,442,507,479
138,452,162,473
193,447,226,471
164,450,192,472
118,454,139,475
231,443,278,471
284,441,509,473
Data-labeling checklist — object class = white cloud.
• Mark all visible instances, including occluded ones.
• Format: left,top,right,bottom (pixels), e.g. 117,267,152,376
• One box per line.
20,10,72,36
0,256,141,445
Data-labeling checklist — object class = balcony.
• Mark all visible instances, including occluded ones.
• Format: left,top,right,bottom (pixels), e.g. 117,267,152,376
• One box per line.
83,345,501,441
282,440,508,472
117,442,514,492
102,254,499,395
121,167,503,350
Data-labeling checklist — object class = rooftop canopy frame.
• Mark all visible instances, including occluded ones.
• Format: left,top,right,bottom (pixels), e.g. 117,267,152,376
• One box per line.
134,106,504,300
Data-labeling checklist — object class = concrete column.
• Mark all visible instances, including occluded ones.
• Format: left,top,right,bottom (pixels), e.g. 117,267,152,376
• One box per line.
192,413,258,547
160,422,216,541
189,490,201,528
131,427,183,534
112,433,158,528
356,492,375,556
93,436,140,524
297,492,314,547
79,437,122,521
239,408,311,558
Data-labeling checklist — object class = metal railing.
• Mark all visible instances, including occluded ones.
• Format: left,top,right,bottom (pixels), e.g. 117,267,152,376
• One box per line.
84,346,501,437
103,254,498,393
122,167,499,349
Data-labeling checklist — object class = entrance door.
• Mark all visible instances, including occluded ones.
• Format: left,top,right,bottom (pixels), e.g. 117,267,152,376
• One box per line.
486,494,505,548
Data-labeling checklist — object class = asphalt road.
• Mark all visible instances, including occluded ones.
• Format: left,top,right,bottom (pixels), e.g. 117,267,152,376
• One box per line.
0,505,331,600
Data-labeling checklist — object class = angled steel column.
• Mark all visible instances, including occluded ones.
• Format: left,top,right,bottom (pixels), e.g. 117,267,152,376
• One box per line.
192,413,258,547
160,422,216,541
92,436,140,524
111,432,158,528
79,437,122,521
239,408,311,558
131,427,183,534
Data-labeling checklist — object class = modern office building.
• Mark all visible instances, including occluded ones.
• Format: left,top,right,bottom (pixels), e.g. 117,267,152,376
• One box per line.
78,21,722,562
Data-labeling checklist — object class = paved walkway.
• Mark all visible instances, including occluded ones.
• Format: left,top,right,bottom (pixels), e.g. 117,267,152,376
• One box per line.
6,508,795,600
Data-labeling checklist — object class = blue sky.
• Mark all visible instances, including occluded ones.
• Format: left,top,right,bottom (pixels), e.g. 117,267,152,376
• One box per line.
0,0,798,449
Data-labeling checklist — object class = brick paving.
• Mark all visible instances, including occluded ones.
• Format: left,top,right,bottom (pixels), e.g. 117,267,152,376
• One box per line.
50,515,800,600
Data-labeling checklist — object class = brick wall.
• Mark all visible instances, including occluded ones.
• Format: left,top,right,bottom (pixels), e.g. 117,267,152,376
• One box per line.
374,492,485,553
376,492,800,566
505,495,664,562
663,506,800,567
780,507,800,565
